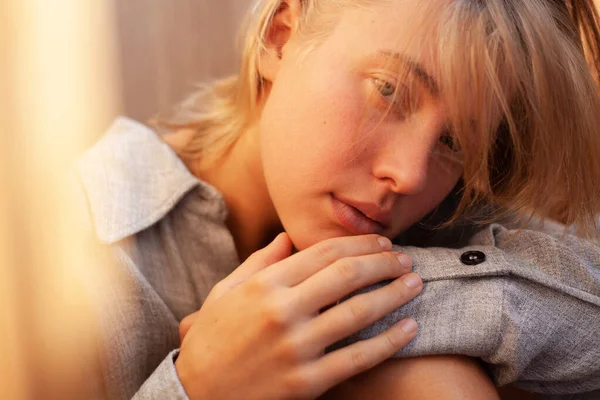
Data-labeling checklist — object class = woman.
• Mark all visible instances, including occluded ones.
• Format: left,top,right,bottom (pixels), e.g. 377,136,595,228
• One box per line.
77,0,600,398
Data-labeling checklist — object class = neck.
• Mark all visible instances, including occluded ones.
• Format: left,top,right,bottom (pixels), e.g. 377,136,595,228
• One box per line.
189,124,282,261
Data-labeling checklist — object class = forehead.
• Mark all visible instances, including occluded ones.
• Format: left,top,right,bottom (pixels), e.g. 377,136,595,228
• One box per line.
325,0,446,70
320,0,499,118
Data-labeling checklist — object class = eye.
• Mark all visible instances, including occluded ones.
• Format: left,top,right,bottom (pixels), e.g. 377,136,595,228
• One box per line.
372,77,415,119
438,131,462,153
374,78,396,97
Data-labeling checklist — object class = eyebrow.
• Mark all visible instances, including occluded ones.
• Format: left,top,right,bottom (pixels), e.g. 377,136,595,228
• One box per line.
375,50,440,96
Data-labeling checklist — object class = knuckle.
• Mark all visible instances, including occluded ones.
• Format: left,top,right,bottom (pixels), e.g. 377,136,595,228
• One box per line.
245,275,271,295
387,281,410,304
283,372,311,394
347,300,370,324
383,331,402,353
278,338,302,364
377,252,396,273
335,259,362,284
349,349,375,372
314,240,339,264
261,303,289,329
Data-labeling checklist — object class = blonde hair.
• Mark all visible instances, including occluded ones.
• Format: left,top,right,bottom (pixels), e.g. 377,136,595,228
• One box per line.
154,0,600,238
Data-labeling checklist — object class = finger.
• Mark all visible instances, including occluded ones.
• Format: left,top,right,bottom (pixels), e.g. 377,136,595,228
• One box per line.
224,232,293,288
263,234,392,286
305,318,419,392
179,311,199,343
301,273,422,352
291,252,412,315
257,232,294,266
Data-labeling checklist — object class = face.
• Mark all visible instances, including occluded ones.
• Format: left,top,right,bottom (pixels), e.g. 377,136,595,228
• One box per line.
259,0,463,250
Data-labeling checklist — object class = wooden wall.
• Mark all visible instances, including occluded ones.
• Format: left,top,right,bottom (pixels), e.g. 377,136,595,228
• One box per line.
115,0,600,122
114,0,253,122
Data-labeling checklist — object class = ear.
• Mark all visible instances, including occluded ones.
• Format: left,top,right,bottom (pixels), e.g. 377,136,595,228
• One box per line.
258,0,302,84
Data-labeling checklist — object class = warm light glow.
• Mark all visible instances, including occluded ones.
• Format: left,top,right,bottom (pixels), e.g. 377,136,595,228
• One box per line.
0,0,122,398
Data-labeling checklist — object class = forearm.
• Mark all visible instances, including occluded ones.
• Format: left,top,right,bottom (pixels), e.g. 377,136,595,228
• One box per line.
320,355,499,400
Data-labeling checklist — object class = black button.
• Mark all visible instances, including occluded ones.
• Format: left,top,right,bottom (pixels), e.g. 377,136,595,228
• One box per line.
460,251,486,265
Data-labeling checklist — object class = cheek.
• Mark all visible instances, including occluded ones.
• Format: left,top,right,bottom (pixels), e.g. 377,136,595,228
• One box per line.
390,160,462,236
260,62,366,184
423,159,463,210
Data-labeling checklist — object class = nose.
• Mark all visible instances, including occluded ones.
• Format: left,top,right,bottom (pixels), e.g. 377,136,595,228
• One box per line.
371,129,435,196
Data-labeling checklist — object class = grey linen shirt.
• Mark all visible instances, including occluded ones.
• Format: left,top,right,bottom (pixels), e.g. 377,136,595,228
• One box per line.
75,118,600,399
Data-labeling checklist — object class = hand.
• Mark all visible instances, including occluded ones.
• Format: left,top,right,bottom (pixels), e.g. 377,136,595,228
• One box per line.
175,233,423,400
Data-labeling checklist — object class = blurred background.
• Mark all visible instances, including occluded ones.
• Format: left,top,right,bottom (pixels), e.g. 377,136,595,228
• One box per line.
0,1,252,399
2,1,600,399
115,0,252,122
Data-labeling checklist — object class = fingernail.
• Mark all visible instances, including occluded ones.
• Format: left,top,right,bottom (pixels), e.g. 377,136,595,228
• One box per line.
399,318,418,333
377,236,392,250
402,273,422,289
395,253,411,267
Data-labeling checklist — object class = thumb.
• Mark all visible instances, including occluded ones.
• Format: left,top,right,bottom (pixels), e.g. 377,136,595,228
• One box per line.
231,232,293,281
257,232,294,267
186,234,293,338
179,311,198,343
207,232,293,303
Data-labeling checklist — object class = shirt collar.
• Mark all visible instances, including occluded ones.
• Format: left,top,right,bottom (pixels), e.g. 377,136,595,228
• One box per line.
75,117,226,244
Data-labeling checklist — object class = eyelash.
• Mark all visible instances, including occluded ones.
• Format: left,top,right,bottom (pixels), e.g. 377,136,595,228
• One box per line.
373,78,412,119
373,78,461,153
438,130,462,153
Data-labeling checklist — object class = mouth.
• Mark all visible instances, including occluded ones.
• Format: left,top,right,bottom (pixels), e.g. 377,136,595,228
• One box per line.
330,194,387,235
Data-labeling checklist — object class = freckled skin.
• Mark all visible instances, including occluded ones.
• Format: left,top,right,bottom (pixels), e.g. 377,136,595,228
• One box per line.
258,1,462,251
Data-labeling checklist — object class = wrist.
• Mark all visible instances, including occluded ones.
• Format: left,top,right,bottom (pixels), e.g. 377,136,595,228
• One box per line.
175,351,207,400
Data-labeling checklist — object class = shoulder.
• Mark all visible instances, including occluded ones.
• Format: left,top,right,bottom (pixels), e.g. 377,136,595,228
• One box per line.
399,218,599,307
329,220,600,394
464,221,600,394
73,117,227,244
466,220,600,304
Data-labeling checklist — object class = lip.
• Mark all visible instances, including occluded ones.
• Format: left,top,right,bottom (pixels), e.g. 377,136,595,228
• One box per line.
330,195,387,235
336,195,394,228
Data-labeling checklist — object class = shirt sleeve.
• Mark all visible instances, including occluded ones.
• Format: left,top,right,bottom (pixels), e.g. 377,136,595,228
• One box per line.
133,350,189,400
327,221,600,396
91,246,186,400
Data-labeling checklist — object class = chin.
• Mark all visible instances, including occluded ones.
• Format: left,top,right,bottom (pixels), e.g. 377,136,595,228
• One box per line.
286,223,352,252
